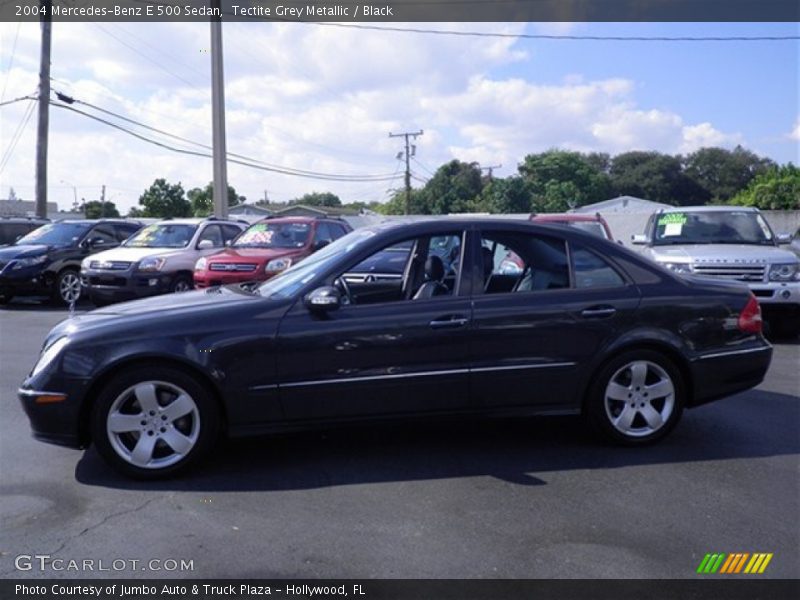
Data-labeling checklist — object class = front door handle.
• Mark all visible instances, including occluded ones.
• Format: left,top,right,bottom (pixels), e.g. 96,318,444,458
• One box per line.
429,315,470,329
580,306,617,319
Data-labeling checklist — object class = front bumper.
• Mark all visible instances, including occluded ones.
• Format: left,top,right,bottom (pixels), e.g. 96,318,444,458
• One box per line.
194,269,273,289
747,281,800,305
0,267,52,297
81,267,174,302
18,382,88,448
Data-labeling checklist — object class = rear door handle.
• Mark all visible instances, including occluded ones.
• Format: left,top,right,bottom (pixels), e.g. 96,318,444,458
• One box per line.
580,306,617,319
429,315,470,329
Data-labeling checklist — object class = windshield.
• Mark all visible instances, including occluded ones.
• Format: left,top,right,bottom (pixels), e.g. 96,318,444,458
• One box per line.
16,222,90,246
257,228,377,298
653,211,775,246
234,222,311,248
124,224,197,248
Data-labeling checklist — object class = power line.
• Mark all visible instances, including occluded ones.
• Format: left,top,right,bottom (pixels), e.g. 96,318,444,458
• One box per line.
52,92,399,180
0,99,36,174
0,95,36,108
305,22,800,42
50,101,400,183
1,22,21,103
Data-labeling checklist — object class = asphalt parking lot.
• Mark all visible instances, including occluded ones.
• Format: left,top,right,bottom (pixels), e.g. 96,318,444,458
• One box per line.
1,300,798,580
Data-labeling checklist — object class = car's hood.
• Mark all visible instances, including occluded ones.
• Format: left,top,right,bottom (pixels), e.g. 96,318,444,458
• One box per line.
48,286,263,340
0,244,50,259
649,244,798,264
89,246,190,263
209,247,303,262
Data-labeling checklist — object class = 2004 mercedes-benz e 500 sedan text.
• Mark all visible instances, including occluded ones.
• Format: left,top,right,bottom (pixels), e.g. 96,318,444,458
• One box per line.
19,219,772,478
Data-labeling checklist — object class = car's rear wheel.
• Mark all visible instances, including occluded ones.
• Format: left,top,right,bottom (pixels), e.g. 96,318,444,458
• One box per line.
585,350,684,445
53,269,81,306
91,366,219,479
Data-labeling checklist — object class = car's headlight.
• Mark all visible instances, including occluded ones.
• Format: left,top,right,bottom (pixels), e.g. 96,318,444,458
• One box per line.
31,337,68,377
137,257,166,272
661,262,692,274
266,257,292,272
12,255,47,270
195,257,207,271
768,263,800,281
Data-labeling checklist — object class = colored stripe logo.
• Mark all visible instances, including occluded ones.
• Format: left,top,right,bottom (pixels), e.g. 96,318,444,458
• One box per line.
696,553,773,574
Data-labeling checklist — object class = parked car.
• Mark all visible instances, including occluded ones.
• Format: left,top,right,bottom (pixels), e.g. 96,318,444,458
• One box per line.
530,212,614,241
790,226,800,258
0,217,49,247
81,217,247,305
19,219,772,478
193,216,351,289
632,206,800,337
0,219,143,305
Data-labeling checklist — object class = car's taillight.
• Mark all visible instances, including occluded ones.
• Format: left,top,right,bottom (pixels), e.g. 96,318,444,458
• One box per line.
738,294,763,334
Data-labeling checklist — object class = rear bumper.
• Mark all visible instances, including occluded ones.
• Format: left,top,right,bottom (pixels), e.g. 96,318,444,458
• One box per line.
688,343,773,407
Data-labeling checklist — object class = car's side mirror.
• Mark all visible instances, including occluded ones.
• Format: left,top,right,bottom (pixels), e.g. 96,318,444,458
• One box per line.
305,286,341,312
197,239,215,250
225,239,232,247
775,233,792,245
631,234,648,245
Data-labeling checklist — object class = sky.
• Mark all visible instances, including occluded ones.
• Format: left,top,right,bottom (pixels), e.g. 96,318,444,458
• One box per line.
0,20,798,214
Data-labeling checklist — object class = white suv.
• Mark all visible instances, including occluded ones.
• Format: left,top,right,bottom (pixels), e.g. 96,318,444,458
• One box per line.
81,217,246,305
633,206,800,337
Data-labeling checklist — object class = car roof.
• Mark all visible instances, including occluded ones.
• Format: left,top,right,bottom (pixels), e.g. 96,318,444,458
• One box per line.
658,205,759,213
151,217,246,225
531,213,606,223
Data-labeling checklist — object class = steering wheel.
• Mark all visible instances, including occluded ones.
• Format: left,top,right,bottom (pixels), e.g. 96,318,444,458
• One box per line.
335,276,353,305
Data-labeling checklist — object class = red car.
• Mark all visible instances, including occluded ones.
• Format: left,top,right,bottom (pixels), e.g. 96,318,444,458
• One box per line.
530,212,614,241
193,216,352,288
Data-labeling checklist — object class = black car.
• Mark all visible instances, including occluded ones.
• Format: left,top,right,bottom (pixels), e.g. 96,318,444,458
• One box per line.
0,219,143,305
0,217,50,247
18,219,772,478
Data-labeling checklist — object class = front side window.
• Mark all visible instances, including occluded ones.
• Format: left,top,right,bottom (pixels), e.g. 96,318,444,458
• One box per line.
235,222,312,249
124,224,197,248
197,225,224,247
16,222,90,246
480,231,570,294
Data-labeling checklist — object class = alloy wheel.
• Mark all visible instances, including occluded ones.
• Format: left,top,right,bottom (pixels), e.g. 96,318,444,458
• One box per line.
106,381,200,469
603,360,675,437
59,272,81,303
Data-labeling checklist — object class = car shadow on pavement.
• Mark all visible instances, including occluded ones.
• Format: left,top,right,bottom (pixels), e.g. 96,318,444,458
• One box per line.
74,388,800,492
0,297,90,313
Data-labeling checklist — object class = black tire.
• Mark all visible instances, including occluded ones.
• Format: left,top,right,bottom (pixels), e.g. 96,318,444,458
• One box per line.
766,317,800,341
170,274,193,294
584,349,685,446
52,268,82,306
0,292,13,305
91,365,220,479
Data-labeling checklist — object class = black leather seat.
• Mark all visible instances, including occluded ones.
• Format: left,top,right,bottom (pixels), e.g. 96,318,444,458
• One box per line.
413,255,449,299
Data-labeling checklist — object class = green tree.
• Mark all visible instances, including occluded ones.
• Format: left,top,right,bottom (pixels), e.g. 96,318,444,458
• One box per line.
477,176,533,214
127,206,144,218
137,179,191,218
610,151,708,206
187,182,246,217
518,150,612,211
418,160,484,214
684,146,774,203
729,164,800,210
381,189,427,215
289,191,342,208
83,200,120,219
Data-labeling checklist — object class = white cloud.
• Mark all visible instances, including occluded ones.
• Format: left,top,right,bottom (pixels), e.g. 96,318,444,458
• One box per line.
790,119,800,141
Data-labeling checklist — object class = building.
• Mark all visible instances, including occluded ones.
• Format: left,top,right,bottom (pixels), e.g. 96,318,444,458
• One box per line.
570,196,672,214
0,199,84,220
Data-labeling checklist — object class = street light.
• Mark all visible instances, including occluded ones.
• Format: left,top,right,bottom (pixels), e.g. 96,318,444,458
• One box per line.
60,179,78,212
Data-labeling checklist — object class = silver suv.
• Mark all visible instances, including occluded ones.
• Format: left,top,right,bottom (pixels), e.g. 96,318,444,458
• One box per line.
633,206,799,337
81,217,247,305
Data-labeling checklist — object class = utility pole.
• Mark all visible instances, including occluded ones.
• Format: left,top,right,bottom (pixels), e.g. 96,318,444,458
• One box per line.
35,0,52,219
210,0,228,218
389,129,423,215
100,184,106,217
481,164,502,180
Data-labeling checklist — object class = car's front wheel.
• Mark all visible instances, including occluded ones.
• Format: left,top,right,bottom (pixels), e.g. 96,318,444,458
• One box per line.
53,268,82,306
91,366,220,479
585,350,684,445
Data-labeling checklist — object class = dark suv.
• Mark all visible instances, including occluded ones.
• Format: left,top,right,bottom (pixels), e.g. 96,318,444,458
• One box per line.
0,219,143,305
0,217,49,247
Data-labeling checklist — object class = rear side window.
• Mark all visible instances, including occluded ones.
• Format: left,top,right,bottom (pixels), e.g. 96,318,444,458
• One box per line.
571,244,626,289
480,231,570,294
198,225,224,247
88,225,117,244
314,223,334,245
330,223,349,239
114,223,141,241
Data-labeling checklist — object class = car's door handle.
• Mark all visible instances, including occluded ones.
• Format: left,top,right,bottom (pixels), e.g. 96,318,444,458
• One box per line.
429,316,470,329
580,306,617,318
